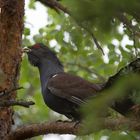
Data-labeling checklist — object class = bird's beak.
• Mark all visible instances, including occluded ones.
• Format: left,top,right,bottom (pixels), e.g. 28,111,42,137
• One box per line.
22,47,31,53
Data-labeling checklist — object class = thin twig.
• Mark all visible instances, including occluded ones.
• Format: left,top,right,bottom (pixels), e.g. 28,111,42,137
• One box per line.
7,87,24,94
0,86,24,98
0,100,35,108
91,32,104,55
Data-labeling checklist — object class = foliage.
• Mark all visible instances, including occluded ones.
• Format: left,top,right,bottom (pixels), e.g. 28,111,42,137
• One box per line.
18,0,140,139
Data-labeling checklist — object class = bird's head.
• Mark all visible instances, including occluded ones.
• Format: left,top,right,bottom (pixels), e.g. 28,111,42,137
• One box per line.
23,43,63,67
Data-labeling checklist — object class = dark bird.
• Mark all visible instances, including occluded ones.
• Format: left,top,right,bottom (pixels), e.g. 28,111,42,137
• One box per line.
23,43,102,120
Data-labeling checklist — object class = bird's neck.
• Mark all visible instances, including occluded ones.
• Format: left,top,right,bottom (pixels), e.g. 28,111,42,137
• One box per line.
38,61,64,92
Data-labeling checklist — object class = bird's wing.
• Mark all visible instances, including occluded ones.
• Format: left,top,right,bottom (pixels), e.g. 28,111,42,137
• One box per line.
47,73,102,105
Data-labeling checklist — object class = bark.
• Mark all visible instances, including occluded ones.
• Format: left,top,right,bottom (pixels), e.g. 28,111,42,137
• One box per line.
0,0,24,139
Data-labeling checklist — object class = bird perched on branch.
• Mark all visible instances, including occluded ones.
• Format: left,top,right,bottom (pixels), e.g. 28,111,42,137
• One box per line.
23,43,102,120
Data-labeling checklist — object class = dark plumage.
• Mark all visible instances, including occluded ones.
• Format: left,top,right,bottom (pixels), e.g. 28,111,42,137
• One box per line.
24,43,102,120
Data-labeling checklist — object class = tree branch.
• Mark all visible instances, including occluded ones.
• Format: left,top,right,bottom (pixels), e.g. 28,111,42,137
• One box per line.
36,0,70,14
104,118,140,132
0,100,35,108
7,121,79,140
7,117,140,140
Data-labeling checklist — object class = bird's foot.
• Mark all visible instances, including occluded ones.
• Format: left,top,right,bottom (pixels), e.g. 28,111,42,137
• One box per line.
72,120,80,128
56,119,80,127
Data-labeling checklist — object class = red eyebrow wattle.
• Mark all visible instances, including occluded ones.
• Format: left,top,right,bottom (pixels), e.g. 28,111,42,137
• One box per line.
33,44,40,48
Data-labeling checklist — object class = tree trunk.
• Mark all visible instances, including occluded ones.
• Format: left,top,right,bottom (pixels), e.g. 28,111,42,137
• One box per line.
0,0,24,139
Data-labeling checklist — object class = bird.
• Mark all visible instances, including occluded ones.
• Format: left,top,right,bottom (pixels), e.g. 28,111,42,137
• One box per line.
23,43,102,120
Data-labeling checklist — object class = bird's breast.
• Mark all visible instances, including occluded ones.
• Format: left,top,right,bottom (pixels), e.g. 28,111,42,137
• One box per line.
42,88,78,116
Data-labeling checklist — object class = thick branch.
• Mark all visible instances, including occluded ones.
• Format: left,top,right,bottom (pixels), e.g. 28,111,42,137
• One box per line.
7,121,79,140
0,100,35,108
7,118,140,140
104,118,140,131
